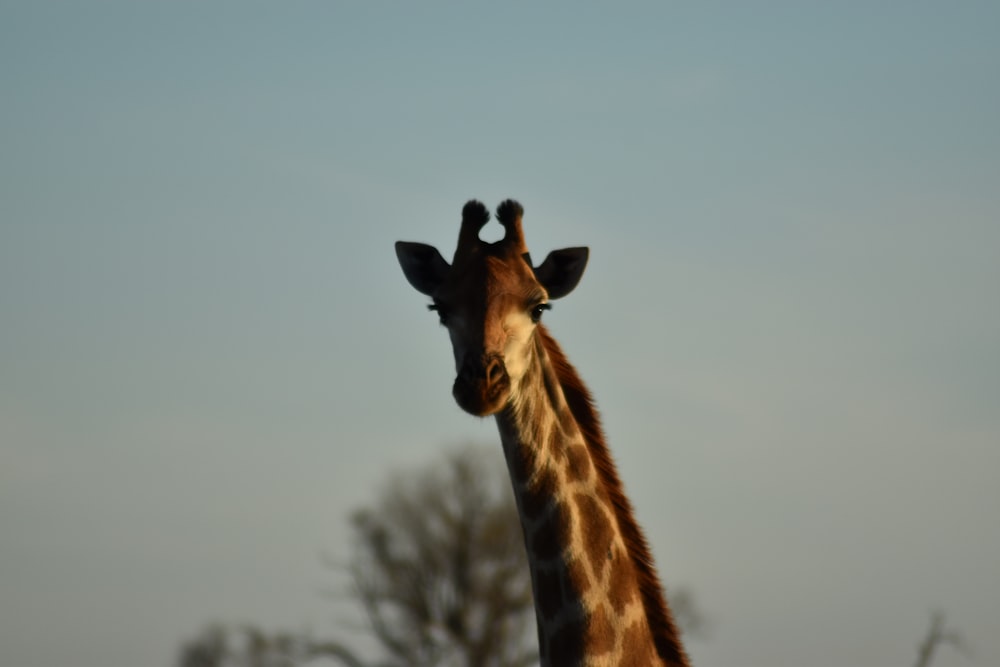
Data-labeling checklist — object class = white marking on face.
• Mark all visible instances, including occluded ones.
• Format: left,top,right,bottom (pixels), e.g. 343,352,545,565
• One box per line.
502,308,537,382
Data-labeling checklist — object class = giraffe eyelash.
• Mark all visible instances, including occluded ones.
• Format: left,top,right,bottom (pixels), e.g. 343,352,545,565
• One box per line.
530,302,551,323
427,302,450,325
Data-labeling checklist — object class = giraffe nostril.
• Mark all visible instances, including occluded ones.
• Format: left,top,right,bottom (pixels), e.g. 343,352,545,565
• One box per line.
452,353,510,416
485,356,506,385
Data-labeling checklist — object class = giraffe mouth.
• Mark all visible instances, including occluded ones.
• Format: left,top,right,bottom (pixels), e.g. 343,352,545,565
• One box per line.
452,354,511,416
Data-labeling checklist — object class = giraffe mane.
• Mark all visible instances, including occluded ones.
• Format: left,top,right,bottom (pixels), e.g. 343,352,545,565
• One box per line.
537,324,689,667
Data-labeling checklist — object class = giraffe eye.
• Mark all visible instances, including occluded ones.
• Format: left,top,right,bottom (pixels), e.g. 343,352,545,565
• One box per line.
530,303,551,324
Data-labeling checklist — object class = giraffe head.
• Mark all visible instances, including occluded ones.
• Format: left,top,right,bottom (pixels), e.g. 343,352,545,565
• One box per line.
396,199,589,416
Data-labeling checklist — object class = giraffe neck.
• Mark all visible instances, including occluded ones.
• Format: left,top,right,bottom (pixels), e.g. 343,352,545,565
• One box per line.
495,326,689,667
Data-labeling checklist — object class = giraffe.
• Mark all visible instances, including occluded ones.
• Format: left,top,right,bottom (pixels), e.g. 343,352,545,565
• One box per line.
395,199,690,667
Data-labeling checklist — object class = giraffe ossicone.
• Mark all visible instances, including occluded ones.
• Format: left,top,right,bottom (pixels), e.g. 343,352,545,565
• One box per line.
395,199,689,667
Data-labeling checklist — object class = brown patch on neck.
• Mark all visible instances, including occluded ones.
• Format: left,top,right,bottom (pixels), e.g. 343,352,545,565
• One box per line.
536,325,691,667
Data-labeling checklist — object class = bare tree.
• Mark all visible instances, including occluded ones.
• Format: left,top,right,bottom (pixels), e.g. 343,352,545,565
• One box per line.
176,446,536,667
177,445,704,667
914,611,969,667
347,446,537,667
178,624,229,667
667,587,708,641
178,624,368,667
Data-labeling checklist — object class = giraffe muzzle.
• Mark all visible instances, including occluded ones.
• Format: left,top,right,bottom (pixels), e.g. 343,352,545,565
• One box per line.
453,353,511,416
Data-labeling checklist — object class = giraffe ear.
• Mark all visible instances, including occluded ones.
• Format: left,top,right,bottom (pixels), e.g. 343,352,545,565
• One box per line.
534,247,589,300
395,241,450,296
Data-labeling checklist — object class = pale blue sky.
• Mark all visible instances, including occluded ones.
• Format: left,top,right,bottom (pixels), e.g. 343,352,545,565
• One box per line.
2,2,998,666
